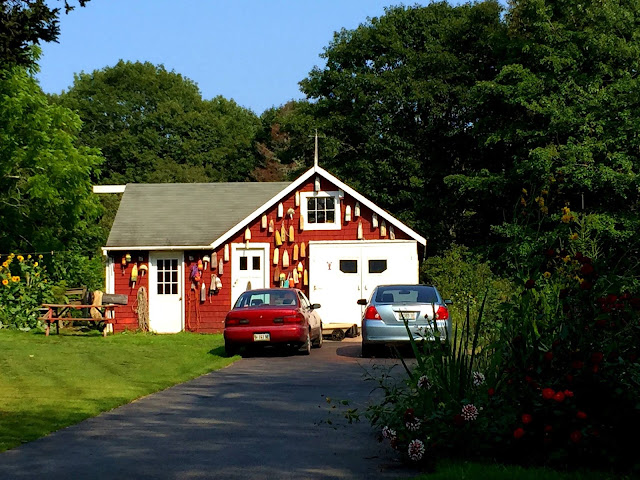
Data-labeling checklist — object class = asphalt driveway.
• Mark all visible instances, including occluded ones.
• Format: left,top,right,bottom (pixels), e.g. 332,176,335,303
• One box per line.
0,339,414,479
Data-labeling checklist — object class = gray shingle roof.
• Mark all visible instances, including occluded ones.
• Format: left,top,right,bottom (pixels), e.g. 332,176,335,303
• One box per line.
106,182,291,248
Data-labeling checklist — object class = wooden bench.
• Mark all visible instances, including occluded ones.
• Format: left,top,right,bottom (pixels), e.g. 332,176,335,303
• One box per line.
39,304,117,337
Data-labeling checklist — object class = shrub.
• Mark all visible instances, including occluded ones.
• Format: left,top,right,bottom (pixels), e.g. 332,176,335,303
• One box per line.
0,254,54,329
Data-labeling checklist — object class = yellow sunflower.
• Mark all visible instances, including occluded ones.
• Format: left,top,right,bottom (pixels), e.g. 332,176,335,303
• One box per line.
11,276,20,282
2,279,8,286
17,255,24,262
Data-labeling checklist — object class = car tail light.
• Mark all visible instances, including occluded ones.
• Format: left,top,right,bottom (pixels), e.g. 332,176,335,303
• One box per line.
284,313,304,324
435,305,449,320
364,306,381,320
225,315,239,326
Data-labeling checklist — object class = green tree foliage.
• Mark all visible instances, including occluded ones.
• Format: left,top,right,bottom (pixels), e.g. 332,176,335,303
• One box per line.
0,65,103,255
0,0,90,70
55,61,262,184
300,0,640,259
300,1,506,243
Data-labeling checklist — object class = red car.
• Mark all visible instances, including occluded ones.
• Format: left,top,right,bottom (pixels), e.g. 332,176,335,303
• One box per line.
224,288,323,356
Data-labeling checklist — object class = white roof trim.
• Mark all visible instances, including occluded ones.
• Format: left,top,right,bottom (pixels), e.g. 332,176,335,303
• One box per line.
210,165,425,249
103,246,210,254
93,185,126,193
313,166,426,245
209,168,316,250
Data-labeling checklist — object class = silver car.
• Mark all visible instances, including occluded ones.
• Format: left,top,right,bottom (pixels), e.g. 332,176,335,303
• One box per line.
358,285,452,357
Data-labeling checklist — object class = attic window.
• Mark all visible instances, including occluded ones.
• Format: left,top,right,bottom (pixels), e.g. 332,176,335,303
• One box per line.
300,191,341,231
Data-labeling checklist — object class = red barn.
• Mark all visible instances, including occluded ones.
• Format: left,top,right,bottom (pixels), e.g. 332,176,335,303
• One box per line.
102,165,426,335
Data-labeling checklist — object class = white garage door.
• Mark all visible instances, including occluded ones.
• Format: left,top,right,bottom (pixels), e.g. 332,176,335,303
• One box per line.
308,240,419,329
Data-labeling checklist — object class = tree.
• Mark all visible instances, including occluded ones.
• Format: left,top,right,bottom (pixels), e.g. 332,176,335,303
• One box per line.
54,61,262,185
0,0,90,70
0,64,103,254
300,1,506,246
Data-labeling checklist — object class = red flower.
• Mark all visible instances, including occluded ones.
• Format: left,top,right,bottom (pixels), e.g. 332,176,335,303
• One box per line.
580,281,593,290
553,391,565,402
404,408,415,421
524,279,535,289
577,411,587,420
606,294,618,304
592,364,599,374
545,248,555,257
544,352,553,362
580,264,594,275
542,388,555,400
591,352,604,364
571,360,584,370
521,414,533,424
488,387,495,397
544,424,553,433
563,389,574,398
570,430,582,443
566,374,574,383
513,427,526,439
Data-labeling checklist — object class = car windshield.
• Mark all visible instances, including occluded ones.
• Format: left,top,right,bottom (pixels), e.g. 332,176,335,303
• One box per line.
234,290,298,308
375,286,438,304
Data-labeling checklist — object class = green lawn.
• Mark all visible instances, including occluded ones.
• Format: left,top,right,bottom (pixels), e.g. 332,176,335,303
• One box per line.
0,329,236,452
412,460,630,480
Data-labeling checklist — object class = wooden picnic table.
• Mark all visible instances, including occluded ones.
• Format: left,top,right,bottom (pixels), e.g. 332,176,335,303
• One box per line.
39,304,117,337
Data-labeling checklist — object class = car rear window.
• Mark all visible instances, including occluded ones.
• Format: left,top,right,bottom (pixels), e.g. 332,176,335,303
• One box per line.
375,286,438,304
234,291,298,308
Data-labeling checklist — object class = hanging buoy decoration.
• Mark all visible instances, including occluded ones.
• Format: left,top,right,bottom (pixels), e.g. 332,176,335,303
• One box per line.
244,227,252,242
224,244,229,262
279,272,286,288
295,191,300,207
200,282,206,302
275,229,282,246
212,252,218,270
202,255,210,270
209,274,217,299
261,215,267,230
293,244,299,261
357,220,364,240
273,248,279,265
380,220,387,237
344,205,352,223
218,258,224,275
139,264,148,276
315,175,320,192
293,269,299,284
130,263,138,286
268,218,274,233
390,225,395,240
372,213,378,228
282,250,290,268
287,207,295,219
197,259,203,272
277,202,283,218
289,225,295,243
303,269,308,286
125,253,132,263
354,202,361,217
280,224,286,243
297,261,303,273
300,242,306,258
273,266,280,283
299,215,304,231
121,256,127,274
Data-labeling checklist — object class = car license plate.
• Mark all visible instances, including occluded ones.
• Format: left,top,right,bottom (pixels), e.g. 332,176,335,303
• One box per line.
396,311,417,321
253,333,270,342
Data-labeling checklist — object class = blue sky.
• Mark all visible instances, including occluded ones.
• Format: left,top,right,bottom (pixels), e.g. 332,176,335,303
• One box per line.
37,0,471,115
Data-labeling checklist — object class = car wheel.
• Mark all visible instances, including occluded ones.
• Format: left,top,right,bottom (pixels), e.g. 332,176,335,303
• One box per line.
225,340,238,357
312,325,323,348
299,330,311,355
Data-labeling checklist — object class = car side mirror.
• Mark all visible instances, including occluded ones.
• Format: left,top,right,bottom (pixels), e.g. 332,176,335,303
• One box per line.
311,303,321,310
444,299,453,305
357,299,367,305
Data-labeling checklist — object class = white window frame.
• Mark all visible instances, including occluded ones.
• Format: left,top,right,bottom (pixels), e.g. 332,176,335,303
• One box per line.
300,191,342,231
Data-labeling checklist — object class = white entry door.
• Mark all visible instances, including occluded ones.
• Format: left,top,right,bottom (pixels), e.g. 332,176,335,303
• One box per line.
231,243,269,306
149,251,184,333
